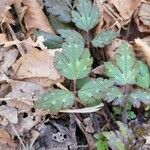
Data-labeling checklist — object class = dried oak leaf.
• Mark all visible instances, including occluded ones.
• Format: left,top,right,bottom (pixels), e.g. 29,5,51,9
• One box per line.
14,0,54,34
12,49,61,82
111,0,141,21
0,105,18,124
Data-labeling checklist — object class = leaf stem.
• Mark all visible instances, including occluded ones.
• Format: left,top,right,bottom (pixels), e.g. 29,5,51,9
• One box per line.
122,84,128,124
86,31,90,49
73,80,76,96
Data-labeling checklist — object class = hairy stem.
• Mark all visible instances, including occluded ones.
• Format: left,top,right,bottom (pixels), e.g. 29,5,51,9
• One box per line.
73,79,76,96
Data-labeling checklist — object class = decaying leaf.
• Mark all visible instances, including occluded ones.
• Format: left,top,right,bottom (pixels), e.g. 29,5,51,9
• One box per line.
5,81,44,112
0,128,16,147
135,3,150,32
111,0,141,20
15,0,54,33
0,48,18,72
135,38,150,67
0,0,15,24
0,105,18,124
12,49,61,82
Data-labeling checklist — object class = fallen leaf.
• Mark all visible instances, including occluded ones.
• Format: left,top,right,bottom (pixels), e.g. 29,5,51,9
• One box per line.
0,48,18,72
12,49,61,82
0,128,16,147
135,3,150,32
135,38,150,66
0,105,18,124
0,0,15,24
14,0,54,34
111,0,141,20
5,81,44,112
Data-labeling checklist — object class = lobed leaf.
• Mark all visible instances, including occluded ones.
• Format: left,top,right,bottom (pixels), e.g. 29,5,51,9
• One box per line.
128,89,150,108
78,78,114,106
136,61,150,89
92,30,117,48
44,0,72,22
54,40,93,80
58,29,85,46
104,42,138,85
34,89,74,112
71,0,100,31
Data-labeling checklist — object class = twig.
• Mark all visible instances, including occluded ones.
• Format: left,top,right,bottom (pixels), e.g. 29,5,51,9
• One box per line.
6,23,25,55
10,123,26,150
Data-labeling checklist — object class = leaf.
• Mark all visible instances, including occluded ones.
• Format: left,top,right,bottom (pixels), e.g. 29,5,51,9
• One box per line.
102,86,123,105
15,0,54,34
58,29,85,46
76,78,90,90
54,41,93,80
78,78,114,106
92,30,117,48
136,61,150,89
102,121,134,150
34,89,74,112
44,0,72,22
128,89,150,108
71,0,100,31
104,42,138,85
48,14,73,31
12,49,61,81
35,30,64,49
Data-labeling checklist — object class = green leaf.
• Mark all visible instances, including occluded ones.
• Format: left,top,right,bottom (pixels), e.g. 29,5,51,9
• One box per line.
71,0,100,31
102,86,123,105
76,78,90,90
35,30,64,49
44,0,72,22
102,121,134,150
127,111,136,120
128,89,150,108
78,78,114,106
92,30,117,48
48,14,73,31
136,61,150,89
104,42,138,85
95,134,109,150
58,29,85,46
54,40,93,80
34,89,74,112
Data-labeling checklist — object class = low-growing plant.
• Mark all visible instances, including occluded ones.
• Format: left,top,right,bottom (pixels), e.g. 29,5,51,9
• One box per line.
34,0,150,121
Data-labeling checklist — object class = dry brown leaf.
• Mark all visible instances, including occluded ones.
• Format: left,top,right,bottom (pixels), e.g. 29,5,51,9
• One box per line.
135,38,150,66
0,128,16,147
0,48,18,72
111,0,141,20
12,49,61,82
15,0,54,34
135,3,150,32
5,81,44,112
0,0,15,24
0,105,18,124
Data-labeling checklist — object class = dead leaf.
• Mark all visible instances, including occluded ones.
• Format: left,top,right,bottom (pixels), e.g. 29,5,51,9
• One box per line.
0,128,16,147
5,81,44,112
0,0,15,24
135,38,150,66
0,105,18,124
135,3,150,32
0,48,18,72
12,49,61,82
14,0,55,34
111,0,141,20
